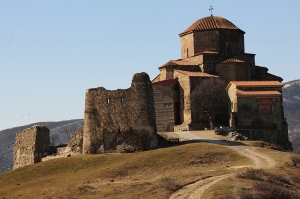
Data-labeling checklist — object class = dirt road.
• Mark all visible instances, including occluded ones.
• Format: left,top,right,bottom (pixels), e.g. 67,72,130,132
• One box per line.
167,130,276,199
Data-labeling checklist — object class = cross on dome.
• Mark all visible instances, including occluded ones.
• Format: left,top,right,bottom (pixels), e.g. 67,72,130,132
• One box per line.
209,6,213,16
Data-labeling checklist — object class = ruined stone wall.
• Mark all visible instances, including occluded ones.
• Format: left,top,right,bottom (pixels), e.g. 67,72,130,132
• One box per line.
66,129,83,154
13,125,50,169
83,72,157,154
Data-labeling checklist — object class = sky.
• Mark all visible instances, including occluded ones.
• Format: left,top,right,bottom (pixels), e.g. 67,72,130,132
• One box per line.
0,0,300,130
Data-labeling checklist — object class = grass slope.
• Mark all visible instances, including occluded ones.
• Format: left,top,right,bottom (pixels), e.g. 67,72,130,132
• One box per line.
0,142,249,199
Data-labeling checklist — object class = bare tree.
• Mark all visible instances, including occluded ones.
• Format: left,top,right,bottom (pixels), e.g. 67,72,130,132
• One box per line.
190,78,228,129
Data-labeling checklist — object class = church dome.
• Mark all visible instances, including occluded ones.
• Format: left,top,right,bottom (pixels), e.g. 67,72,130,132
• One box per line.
180,16,244,36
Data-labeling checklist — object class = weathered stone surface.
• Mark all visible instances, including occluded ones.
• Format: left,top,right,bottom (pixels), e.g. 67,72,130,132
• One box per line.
13,125,50,169
67,129,83,154
83,72,158,154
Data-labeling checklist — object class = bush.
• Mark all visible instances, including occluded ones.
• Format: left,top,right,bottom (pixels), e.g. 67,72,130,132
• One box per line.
290,155,300,166
265,172,290,185
238,168,265,181
289,172,300,183
189,152,229,165
239,181,296,199
150,177,179,193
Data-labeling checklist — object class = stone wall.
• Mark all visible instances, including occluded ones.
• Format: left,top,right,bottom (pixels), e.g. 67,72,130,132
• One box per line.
215,62,250,82
83,72,157,154
13,125,50,169
153,79,179,132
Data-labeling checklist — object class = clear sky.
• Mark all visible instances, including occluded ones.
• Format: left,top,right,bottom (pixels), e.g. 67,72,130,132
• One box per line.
0,0,299,130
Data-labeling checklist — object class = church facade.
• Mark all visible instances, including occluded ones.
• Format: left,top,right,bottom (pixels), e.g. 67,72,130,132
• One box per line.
152,15,292,149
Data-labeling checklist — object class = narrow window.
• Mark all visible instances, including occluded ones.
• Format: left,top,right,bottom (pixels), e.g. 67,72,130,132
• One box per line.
121,97,124,103
118,128,121,134
130,127,133,133
107,98,110,104
186,48,189,57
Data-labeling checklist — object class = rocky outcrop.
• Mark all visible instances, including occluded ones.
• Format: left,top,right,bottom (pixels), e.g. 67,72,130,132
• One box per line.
13,125,50,169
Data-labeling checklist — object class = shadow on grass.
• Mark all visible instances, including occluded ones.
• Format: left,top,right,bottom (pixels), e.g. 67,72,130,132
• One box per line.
157,134,246,150
181,139,247,147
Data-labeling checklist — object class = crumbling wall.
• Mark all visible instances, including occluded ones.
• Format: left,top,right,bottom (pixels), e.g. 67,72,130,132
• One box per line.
66,129,83,154
83,72,157,154
13,125,50,169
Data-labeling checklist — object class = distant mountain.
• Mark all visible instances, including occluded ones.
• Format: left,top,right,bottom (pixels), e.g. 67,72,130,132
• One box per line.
283,79,300,153
0,119,83,174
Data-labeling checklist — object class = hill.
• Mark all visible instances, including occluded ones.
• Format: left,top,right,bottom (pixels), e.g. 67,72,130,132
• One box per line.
0,137,299,198
0,119,83,174
283,80,300,152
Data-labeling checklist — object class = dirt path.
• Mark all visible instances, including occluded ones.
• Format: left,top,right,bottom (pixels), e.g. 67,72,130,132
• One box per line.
166,130,276,199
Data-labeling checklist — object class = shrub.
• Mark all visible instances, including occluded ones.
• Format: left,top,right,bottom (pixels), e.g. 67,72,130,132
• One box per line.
237,168,265,181
218,195,235,199
290,155,300,166
150,177,179,193
289,172,300,183
189,152,229,165
239,181,296,199
265,172,290,185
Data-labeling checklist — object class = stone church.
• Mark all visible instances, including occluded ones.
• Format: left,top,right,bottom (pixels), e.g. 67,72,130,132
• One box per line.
152,15,292,149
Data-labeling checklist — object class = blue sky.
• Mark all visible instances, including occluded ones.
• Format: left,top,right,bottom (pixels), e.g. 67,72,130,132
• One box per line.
0,0,299,130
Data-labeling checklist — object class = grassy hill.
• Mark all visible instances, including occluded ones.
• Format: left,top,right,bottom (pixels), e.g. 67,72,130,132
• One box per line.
0,141,299,199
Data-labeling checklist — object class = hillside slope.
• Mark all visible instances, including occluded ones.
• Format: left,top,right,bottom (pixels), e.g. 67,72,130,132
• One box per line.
0,139,299,199
283,80,300,152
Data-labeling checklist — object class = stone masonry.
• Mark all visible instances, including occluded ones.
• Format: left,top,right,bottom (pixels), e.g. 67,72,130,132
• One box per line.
13,125,50,169
83,72,158,154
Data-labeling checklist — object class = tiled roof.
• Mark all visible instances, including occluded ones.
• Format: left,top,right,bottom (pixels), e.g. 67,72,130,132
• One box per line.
159,60,197,69
236,90,281,97
220,58,245,63
229,81,284,87
180,16,243,35
152,79,176,85
255,65,268,70
175,70,219,77
253,73,283,82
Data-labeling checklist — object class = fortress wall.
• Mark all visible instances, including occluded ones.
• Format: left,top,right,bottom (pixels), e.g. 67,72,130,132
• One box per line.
13,125,50,169
83,72,157,154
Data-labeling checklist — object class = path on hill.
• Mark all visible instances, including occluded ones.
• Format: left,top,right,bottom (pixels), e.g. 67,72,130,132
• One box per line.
166,130,276,199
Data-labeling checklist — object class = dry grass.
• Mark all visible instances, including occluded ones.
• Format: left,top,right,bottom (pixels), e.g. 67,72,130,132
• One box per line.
1,140,299,199
189,152,230,165
199,146,300,199
0,142,248,199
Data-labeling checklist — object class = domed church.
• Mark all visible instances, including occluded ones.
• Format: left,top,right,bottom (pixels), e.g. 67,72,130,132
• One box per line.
152,15,291,149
